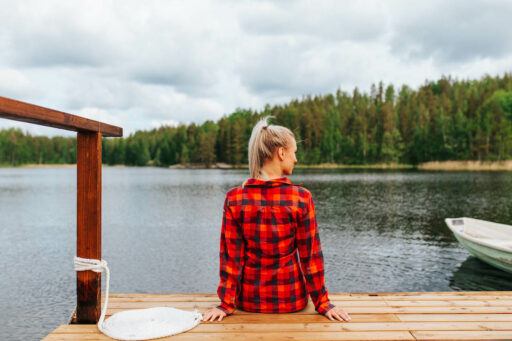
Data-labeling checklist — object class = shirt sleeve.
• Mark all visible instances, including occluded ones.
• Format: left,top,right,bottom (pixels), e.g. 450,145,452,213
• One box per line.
296,192,335,315
216,195,245,315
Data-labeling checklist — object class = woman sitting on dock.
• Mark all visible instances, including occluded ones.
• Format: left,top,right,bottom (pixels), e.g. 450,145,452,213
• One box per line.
203,117,351,323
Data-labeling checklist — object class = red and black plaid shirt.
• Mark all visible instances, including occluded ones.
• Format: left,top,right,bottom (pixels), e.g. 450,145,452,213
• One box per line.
216,177,334,315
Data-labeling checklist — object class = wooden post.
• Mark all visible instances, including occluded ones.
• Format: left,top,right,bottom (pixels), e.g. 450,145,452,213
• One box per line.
76,131,102,323
0,96,121,324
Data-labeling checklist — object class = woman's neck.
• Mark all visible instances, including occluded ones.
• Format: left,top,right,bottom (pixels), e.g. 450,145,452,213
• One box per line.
258,163,283,181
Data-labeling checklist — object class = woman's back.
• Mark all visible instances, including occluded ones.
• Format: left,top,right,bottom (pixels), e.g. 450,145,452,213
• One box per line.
217,177,334,314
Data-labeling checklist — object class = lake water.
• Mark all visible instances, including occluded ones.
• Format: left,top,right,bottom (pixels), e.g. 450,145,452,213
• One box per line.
1,167,512,340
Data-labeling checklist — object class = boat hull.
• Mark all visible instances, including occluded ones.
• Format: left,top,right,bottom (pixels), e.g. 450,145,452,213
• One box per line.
446,218,512,274
453,232,512,274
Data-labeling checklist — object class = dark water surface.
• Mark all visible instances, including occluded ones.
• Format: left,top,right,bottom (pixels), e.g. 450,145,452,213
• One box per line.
1,167,512,340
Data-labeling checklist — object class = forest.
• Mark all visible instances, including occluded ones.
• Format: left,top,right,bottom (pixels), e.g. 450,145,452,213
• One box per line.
1,73,512,167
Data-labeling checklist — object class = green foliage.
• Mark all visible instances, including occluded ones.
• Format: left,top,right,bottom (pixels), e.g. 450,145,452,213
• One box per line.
2,73,512,167
0,128,76,166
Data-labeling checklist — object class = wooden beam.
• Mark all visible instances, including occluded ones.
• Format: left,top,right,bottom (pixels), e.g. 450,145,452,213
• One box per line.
76,132,102,323
0,96,122,137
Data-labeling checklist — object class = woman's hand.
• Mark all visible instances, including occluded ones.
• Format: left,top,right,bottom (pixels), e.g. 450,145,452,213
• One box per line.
202,307,227,322
324,305,351,322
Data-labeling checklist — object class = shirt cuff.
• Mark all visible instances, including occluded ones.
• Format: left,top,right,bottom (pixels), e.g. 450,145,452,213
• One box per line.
316,301,335,315
216,302,235,315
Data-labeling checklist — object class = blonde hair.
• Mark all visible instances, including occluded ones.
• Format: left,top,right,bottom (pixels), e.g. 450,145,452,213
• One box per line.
248,116,295,179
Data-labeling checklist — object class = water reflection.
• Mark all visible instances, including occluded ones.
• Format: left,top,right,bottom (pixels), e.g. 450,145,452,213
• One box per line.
450,256,512,291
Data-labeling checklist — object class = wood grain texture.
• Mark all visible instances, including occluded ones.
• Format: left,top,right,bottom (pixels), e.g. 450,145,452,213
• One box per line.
45,292,512,340
0,96,122,137
76,132,102,323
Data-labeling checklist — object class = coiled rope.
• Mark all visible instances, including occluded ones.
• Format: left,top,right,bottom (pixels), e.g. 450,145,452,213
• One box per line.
73,257,202,340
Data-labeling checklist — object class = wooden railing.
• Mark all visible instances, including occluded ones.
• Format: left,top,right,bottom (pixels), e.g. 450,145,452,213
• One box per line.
0,96,123,324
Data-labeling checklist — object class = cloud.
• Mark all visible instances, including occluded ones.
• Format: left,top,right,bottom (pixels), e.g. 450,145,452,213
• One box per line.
1,2,123,68
239,1,388,42
0,68,41,99
389,0,512,64
0,0,510,137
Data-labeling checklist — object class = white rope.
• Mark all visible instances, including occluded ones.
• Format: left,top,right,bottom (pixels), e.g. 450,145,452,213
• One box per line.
73,257,202,340
74,257,110,332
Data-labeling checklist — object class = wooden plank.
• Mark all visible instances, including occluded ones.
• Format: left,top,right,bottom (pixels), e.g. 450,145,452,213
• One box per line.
104,295,512,304
51,325,104,334
411,330,512,340
107,291,512,298
104,305,512,315
222,313,401,323
44,331,416,340
200,321,512,332
107,294,221,301
372,295,512,301
383,300,512,307
51,321,512,333
105,293,512,302
397,314,512,322
106,300,389,309
104,299,512,308
76,132,102,323
334,291,512,296
103,312,401,323
0,96,122,137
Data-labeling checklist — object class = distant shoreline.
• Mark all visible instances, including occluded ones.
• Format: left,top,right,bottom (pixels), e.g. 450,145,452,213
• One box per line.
417,160,512,171
2,160,512,171
21,163,77,168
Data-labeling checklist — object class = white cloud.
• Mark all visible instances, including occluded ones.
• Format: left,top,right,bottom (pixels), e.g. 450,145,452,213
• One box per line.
76,107,123,127
0,68,41,99
388,0,512,64
0,0,510,137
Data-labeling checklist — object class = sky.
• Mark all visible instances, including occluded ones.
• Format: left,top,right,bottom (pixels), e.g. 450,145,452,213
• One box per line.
0,0,511,137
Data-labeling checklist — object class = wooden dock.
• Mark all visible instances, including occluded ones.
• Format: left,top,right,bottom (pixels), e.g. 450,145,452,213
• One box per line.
44,291,512,340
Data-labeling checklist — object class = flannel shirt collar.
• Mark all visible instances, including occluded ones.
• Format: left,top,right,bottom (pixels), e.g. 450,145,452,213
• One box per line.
243,177,301,187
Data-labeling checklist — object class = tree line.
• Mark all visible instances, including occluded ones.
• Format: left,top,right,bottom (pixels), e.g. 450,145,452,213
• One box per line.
1,73,512,167
0,130,76,166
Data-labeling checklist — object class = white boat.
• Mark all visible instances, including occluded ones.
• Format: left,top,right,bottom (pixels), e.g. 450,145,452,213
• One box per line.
445,217,512,274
